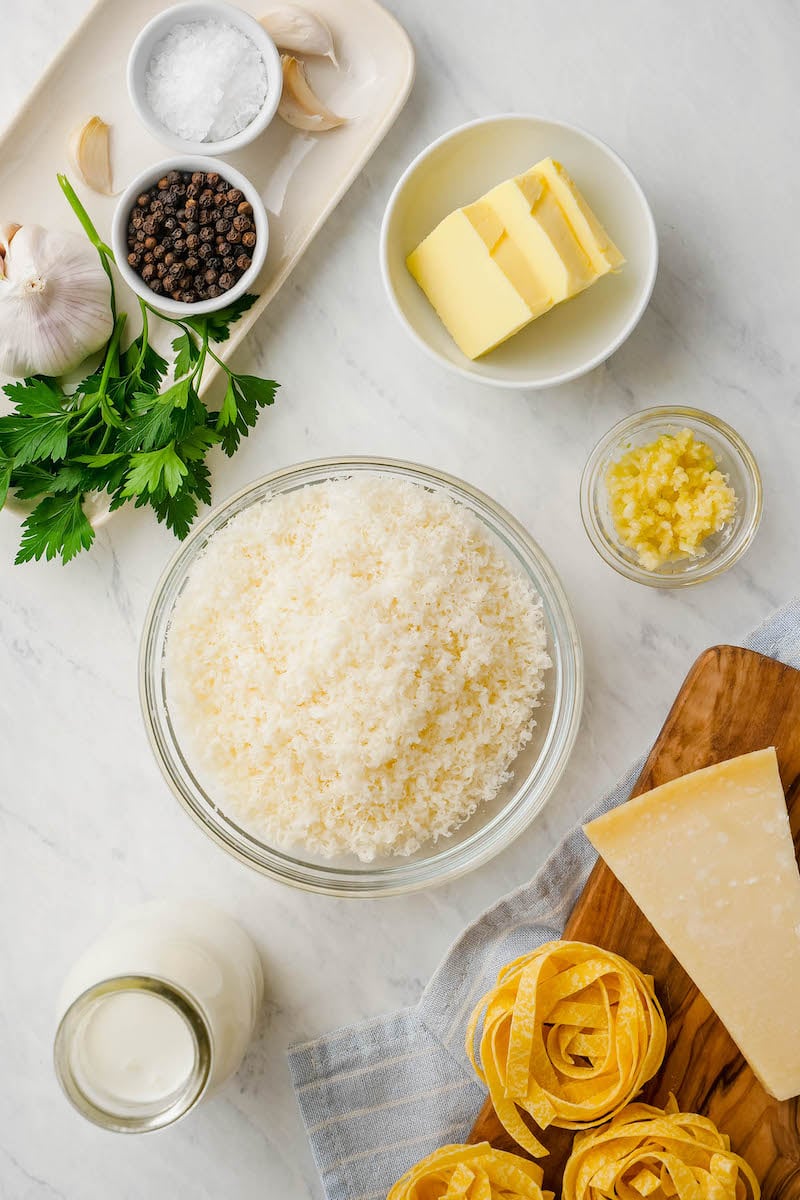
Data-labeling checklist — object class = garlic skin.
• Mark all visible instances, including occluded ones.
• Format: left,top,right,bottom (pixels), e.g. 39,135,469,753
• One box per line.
278,54,345,132
0,224,113,379
260,6,338,65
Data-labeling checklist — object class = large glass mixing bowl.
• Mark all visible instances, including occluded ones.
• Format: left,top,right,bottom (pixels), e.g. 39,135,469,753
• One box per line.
140,458,583,896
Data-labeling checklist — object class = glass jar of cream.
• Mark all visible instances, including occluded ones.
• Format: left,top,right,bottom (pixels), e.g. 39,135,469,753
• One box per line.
54,900,263,1132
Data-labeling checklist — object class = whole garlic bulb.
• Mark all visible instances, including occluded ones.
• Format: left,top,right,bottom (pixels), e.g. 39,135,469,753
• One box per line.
0,223,113,379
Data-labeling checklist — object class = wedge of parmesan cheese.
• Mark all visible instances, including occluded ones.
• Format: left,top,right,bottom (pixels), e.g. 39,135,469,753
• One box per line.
584,747,800,1102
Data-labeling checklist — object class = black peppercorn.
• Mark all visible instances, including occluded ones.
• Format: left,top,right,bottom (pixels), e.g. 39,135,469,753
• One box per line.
215,217,231,234
136,193,149,207
149,278,163,295
142,263,156,281
232,215,250,232
166,170,181,185
237,200,252,216
183,290,197,304
144,235,157,250
127,251,140,267
242,230,256,248
185,255,199,272
218,272,235,290
143,251,154,265
206,172,220,187
226,188,243,204
207,284,220,298
236,253,251,272
222,204,235,219
200,226,215,243
156,262,168,279
191,171,204,186
223,254,236,271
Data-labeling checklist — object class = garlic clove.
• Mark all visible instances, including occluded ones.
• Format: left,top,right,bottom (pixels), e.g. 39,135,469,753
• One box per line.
260,6,338,66
68,116,115,196
0,223,21,279
278,55,346,132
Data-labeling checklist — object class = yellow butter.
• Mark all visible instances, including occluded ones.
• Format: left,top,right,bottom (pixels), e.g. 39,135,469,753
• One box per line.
406,201,550,359
532,157,625,274
482,170,595,302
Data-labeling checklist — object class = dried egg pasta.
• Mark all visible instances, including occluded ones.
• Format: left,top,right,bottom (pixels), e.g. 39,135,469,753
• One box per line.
562,1096,760,1200
466,941,666,1156
387,1142,553,1200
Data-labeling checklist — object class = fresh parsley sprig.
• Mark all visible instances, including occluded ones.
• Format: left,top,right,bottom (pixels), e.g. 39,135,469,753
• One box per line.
0,175,278,564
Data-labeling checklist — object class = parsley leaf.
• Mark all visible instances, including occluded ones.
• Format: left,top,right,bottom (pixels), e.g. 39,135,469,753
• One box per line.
0,450,13,510
216,373,278,457
0,378,73,464
15,493,95,564
172,331,200,379
121,336,169,392
123,444,188,498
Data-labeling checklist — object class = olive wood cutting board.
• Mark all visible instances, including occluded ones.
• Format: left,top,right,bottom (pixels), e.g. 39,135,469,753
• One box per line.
469,644,800,1197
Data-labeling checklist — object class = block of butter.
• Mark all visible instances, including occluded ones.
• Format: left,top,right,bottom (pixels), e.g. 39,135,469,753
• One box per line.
406,157,624,360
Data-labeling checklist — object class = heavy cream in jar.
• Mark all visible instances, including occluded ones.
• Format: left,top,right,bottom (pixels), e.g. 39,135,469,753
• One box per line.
54,900,263,1131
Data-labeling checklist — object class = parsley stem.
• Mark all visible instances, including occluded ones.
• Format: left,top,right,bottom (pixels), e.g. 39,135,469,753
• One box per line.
132,299,150,376
58,172,118,321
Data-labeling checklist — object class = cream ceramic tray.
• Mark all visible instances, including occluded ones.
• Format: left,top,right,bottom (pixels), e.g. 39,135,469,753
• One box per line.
0,0,414,402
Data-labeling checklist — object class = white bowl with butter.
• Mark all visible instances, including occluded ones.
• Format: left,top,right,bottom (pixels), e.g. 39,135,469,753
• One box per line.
380,114,658,390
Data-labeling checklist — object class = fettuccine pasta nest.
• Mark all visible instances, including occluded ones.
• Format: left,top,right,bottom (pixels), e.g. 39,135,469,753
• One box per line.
387,1142,553,1200
562,1097,760,1200
466,941,667,1156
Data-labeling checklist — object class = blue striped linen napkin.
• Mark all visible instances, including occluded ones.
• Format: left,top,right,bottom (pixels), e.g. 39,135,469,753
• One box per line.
288,596,800,1200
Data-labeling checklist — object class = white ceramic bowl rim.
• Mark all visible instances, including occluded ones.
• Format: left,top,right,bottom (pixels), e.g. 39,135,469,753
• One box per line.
127,1,283,155
110,154,269,317
140,457,585,897
379,113,659,390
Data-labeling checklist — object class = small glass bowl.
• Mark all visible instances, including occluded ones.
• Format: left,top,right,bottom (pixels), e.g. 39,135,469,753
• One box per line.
140,458,584,897
580,406,762,588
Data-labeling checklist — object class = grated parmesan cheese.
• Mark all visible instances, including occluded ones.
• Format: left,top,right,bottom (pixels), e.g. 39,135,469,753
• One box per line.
166,476,551,862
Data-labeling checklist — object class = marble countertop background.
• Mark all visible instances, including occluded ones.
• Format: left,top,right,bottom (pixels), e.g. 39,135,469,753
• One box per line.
2,1,799,1196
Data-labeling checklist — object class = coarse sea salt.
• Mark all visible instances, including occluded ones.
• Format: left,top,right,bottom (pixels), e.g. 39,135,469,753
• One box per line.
146,18,268,143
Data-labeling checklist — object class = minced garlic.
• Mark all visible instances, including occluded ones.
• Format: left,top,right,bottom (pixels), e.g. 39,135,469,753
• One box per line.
605,428,736,571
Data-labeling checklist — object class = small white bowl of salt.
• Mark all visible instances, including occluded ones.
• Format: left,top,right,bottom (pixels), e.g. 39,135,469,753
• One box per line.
128,1,283,155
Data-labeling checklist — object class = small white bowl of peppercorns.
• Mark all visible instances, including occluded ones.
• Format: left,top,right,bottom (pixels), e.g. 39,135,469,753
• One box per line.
111,155,268,315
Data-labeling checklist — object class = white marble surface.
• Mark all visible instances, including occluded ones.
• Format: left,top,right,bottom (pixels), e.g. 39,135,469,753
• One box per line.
2,1,799,1195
